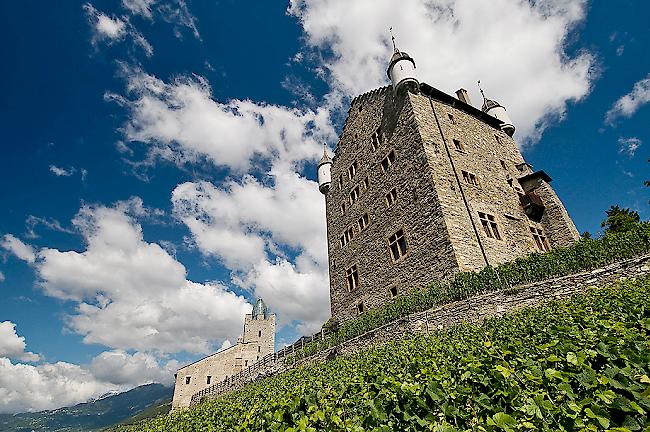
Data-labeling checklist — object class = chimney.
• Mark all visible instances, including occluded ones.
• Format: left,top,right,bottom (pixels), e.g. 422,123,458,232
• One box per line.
456,88,472,106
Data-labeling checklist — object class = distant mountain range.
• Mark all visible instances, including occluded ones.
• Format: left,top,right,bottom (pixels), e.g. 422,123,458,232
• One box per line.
0,383,172,432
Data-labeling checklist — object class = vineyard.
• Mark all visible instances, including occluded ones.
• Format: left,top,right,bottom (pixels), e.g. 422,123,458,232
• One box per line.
115,276,650,431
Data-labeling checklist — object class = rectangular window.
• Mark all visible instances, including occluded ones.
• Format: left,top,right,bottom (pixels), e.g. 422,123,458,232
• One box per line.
495,134,502,145
348,161,358,180
340,202,346,215
345,265,360,291
530,226,550,252
340,226,354,247
258,330,262,337
385,188,397,207
357,213,369,231
448,113,455,124
349,185,361,204
388,229,408,262
371,128,381,151
258,345,261,352
362,176,369,190
357,302,365,315
453,139,464,151
338,175,343,190
245,360,248,367
389,286,398,298
479,212,501,240
206,376,212,385
461,170,479,186
500,159,507,169
185,376,191,385
380,150,396,172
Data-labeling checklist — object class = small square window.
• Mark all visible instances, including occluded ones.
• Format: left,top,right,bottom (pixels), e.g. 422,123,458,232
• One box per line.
479,212,502,240
388,229,408,262
185,376,191,385
385,188,398,207
448,113,455,124
206,376,212,385
346,265,360,291
389,286,398,298
380,151,396,172
357,213,369,231
357,302,365,314
461,170,479,186
500,160,507,169
453,139,464,151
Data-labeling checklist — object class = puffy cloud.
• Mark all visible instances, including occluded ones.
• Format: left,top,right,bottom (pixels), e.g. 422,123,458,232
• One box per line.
1,234,36,263
36,201,251,354
618,137,642,158
288,0,594,143
49,165,76,177
121,0,156,19
108,66,334,172
83,3,153,57
89,350,178,386
0,358,116,414
0,322,40,362
606,73,650,125
171,165,331,331
0,349,176,414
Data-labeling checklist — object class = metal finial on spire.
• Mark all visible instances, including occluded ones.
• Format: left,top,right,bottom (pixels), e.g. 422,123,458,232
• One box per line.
478,80,486,101
390,27,398,53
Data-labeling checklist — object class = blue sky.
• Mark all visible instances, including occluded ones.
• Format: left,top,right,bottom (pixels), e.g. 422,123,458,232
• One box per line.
0,0,648,413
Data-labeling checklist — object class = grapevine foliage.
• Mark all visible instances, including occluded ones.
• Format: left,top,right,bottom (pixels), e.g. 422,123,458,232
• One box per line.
116,276,650,431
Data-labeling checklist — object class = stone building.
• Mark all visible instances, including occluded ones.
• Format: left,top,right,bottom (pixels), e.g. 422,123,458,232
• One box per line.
317,42,580,323
171,299,276,410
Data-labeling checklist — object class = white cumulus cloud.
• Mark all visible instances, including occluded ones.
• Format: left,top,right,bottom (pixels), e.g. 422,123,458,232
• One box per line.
35,200,252,354
606,73,650,125
1,234,36,263
288,0,594,144
0,322,40,362
89,350,178,386
49,165,76,177
84,3,153,57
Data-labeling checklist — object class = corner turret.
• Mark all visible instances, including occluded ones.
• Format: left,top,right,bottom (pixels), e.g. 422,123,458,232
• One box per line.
317,146,333,195
479,81,515,136
387,30,419,94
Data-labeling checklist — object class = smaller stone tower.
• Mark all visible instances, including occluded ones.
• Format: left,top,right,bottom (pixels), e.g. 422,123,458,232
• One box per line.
236,299,275,370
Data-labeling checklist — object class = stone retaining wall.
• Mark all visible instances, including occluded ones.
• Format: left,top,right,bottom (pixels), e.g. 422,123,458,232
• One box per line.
192,254,650,406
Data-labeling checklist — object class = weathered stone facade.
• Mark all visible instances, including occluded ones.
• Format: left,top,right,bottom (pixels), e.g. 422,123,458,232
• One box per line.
171,301,275,410
325,83,580,323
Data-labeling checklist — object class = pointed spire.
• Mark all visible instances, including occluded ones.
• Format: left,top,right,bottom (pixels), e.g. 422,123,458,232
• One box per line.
318,144,332,167
390,27,398,53
478,80,500,112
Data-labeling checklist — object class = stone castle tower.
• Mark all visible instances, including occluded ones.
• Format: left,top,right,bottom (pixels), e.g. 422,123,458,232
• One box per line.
318,43,579,323
172,299,276,409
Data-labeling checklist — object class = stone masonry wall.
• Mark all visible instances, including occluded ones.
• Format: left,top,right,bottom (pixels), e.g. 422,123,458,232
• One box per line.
193,254,650,406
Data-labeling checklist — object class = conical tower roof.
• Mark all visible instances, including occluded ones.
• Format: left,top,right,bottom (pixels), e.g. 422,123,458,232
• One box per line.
252,298,268,319
318,146,332,167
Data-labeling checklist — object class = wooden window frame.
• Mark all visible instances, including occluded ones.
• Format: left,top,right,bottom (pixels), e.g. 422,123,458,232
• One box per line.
385,188,398,207
530,226,550,252
478,212,502,240
380,150,396,172
388,229,408,262
345,264,360,292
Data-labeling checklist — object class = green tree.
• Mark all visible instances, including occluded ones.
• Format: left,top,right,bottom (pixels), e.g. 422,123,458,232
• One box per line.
601,205,640,233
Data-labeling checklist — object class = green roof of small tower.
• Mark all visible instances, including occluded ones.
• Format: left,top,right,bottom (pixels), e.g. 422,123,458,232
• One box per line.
252,298,268,319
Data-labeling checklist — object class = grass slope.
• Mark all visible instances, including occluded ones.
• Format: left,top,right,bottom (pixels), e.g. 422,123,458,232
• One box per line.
117,277,650,431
